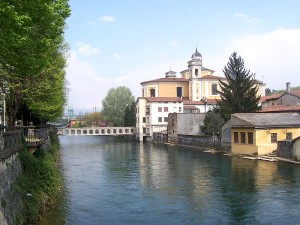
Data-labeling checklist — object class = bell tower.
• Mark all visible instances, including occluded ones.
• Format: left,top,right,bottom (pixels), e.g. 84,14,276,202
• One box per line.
188,48,202,101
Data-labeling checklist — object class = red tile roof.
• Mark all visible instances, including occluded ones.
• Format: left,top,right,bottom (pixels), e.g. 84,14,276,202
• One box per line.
141,77,188,84
201,75,226,80
260,93,282,102
145,97,184,102
183,99,218,105
260,105,300,112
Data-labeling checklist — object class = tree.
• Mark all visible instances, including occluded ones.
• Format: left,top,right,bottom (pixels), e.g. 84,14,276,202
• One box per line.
101,87,135,126
124,100,136,126
84,112,104,127
201,109,224,135
217,52,261,121
265,88,272,96
0,0,71,129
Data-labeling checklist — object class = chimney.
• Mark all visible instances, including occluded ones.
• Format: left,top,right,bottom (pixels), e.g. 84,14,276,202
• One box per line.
286,82,291,93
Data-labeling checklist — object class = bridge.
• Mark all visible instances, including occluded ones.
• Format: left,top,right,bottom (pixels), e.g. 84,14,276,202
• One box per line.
57,127,136,136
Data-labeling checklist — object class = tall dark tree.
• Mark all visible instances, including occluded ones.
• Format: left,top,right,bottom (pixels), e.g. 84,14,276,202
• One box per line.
217,52,260,121
124,100,136,127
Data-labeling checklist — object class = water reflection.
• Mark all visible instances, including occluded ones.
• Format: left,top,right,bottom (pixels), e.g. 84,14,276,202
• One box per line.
33,136,300,225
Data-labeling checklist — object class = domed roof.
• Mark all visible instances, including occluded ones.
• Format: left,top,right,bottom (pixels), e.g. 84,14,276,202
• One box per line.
192,48,202,58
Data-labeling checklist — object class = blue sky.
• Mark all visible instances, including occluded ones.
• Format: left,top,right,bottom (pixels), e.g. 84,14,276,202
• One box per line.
65,0,300,113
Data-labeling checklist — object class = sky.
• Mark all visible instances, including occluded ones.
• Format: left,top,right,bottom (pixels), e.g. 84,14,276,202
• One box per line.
64,0,300,114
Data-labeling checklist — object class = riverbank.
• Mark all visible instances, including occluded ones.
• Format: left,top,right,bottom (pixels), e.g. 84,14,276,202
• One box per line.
19,133,63,224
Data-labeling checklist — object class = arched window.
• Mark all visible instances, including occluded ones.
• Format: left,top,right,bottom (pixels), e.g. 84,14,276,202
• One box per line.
195,69,198,76
211,83,218,95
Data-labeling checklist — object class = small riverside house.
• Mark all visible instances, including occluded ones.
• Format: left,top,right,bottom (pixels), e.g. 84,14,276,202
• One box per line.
231,113,300,155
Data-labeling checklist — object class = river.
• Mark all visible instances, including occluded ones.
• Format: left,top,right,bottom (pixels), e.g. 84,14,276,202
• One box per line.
34,136,300,225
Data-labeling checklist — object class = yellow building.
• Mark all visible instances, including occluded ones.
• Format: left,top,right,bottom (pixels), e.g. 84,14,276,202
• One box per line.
230,113,300,155
136,49,266,141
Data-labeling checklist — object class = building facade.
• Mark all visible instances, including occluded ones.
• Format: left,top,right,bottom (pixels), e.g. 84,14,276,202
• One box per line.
230,113,300,155
136,49,266,142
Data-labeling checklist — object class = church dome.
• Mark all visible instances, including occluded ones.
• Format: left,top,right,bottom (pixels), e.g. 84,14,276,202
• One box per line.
192,48,202,58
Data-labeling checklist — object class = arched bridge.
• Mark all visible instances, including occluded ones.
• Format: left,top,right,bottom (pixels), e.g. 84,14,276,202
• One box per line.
58,127,135,136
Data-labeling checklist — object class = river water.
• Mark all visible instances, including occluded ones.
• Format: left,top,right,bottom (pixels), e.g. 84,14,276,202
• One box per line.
34,136,300,225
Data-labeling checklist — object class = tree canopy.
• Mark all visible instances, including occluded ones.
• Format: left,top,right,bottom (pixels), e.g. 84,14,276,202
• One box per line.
101,86,135,127
0,0,70,129
217,52,260,121
201,109,225,135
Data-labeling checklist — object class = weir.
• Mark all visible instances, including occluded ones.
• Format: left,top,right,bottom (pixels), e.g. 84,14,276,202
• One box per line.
58,127,135,136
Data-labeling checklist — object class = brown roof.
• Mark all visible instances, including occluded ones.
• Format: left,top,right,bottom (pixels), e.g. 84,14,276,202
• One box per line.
141,77,188,84
260,90,300,102
183,105,199,110
183,99,218,105
201,75,226,80
260,105,300,112
145,97,184,102
260,93,282,102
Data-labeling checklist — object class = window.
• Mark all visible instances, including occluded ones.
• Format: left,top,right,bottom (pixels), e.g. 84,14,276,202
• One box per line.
271,133,277,143
179,107,182,112
248,132,253,144
241,132,246,144
211,83,218,95
143,128,146,134
195,68,198,76
158,117,162,122
164,117,168,122
234,132,239,143
286,133,292,140
177,87,182,97
158,107,162,112
150,88,155,97
164,107,168,112
143,117,146,123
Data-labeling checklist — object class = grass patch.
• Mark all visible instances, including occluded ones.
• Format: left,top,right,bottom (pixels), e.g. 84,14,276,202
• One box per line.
17,133,63,223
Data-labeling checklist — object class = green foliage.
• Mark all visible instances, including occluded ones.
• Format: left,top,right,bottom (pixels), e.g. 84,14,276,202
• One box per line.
101,86,135,126
217,52,261,121
1,198,7,208
0,1,71,129
84,112,104,127
17,133,62,223
124,100,136,126
201,109,225,135
265,88,272,96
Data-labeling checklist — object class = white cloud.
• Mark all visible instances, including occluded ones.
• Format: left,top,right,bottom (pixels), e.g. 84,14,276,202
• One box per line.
234,12,262,24
76,42,99,56
100,16,116,23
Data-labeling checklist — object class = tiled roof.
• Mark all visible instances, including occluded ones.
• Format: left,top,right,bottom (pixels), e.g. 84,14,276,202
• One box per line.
201,75,226,80
231,113,300,128
141,77,188,84
145,97,184,102
260,90,300,102
260,105,300,112
183,105,199,110
289,90,300,98
183,99,218,105
260,94,282,102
